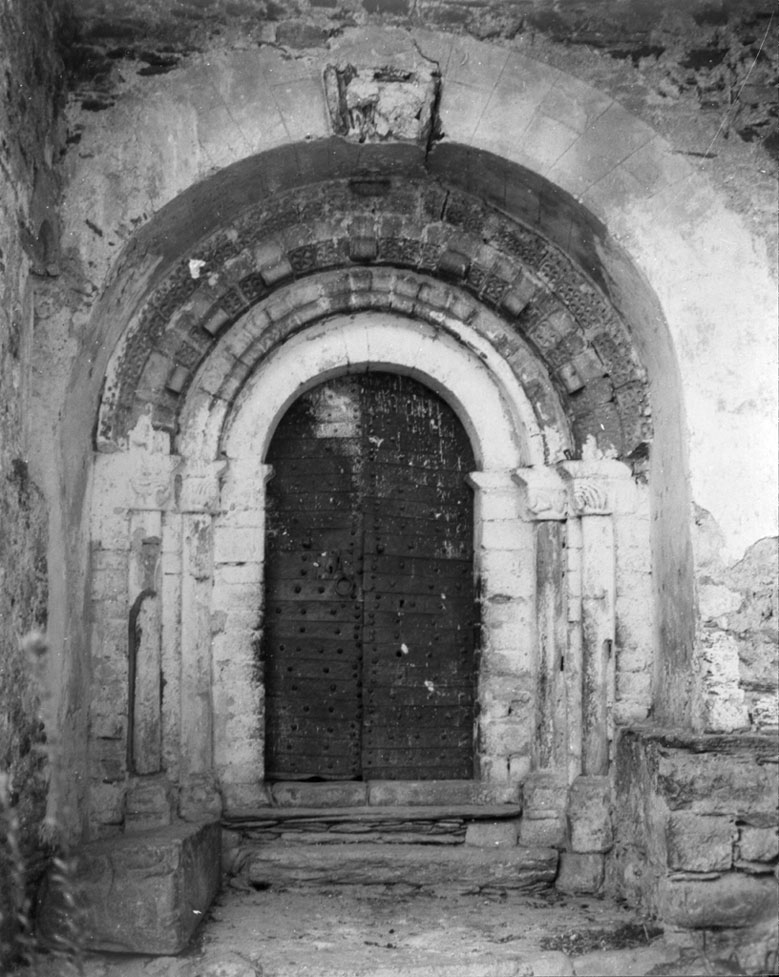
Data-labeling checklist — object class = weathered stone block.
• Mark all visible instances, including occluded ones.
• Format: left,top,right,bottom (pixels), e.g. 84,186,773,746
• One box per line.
509,754,532,783
324,61,438,144
660,874,778,929
213,526,263,564
221,780,273,816
480,518,533,552
478,755,511,786
738,824,779,863
350,234,378,262
125,778,174,832
482,716,532,755
555,852,604,894
42,822,221,954
692,629,749,733
90,680,127,739
274,780,368,807
465,820,519,848
367,779,519,806
180,776,223,822
89,781,126,827
568,775,613,853
479,548,534,600
93,736,127,783
666,812,734,872
678,916,779,976
519,816,567,849
246,841,557,890
522,772,569,819
613,669,652,724
657,741,779,815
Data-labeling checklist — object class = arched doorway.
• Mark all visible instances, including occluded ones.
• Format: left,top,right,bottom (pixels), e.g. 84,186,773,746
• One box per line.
263,371,477,782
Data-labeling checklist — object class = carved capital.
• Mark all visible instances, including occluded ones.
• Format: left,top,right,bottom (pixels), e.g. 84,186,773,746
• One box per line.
512,467,568,521
568,478,611,516
127,460,176,510
558,460,632,517
177,460,228,513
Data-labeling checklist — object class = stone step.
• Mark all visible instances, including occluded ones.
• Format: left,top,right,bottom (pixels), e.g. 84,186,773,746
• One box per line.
239,840,558,892
224,803,523,845
225,803,522,825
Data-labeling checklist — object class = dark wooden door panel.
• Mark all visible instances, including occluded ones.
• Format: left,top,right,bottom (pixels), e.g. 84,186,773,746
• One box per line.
362,749,473,781
359,373,475,781
264,371,476,782
266,607,362,629
365,686,475,707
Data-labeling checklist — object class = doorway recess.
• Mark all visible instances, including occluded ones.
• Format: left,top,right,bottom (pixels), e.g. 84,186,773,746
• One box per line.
264,372,477,782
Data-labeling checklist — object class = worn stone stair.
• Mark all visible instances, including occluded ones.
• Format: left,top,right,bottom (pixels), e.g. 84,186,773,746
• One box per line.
239,839,558,892
224,803,559,893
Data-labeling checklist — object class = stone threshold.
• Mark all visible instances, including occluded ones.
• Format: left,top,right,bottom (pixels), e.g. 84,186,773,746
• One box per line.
225,777,521,815
224,803,522,826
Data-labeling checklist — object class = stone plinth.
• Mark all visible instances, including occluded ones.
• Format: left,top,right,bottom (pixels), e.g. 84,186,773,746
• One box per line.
611,727,779,969
42,821,220,955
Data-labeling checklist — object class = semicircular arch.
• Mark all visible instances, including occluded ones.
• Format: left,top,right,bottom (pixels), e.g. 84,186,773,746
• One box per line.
216,311,539,474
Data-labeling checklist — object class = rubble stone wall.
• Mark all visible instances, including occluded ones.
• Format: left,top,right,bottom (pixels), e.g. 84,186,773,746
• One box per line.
612,728,779,973
692,508,778,734
0,0,70,960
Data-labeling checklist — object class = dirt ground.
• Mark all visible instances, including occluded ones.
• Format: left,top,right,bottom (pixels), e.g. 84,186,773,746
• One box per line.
21,881,728,977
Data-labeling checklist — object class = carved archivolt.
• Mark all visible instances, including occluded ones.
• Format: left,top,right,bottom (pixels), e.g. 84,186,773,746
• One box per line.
97,178,651,465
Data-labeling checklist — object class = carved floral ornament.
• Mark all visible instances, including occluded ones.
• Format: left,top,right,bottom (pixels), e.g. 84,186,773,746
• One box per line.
96,174,650,458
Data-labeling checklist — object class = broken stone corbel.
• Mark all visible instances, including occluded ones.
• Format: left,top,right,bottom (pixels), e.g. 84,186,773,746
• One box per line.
323,62,439,144
512,467,568,521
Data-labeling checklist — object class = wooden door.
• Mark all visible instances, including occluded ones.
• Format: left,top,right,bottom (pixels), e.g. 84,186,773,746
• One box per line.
264,372,476,782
